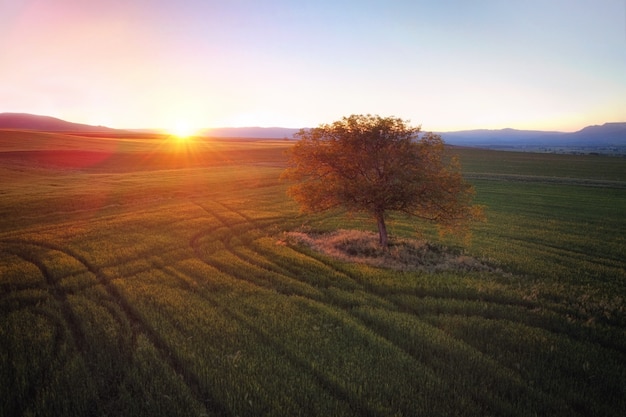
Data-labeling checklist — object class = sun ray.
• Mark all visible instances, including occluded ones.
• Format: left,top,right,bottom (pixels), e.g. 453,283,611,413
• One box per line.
169,121,197,140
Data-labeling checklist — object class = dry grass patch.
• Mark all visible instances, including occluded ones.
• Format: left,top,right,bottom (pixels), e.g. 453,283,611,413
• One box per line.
283,229,494,272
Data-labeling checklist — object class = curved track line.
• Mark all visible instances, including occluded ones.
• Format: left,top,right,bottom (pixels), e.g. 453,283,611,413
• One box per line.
187,205,481,413
1,238,231,417
159,264,379,416
1,243,88,354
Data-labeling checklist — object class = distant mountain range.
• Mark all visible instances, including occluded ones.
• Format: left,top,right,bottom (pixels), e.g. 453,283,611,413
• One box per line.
438,123,626,148
0,113,117,132
2,113,625,151
198,123,626,148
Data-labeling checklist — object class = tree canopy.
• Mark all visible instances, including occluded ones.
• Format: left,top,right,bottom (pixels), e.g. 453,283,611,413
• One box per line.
282,114,483,247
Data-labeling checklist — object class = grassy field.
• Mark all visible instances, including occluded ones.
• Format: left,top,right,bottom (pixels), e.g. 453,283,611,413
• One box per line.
1,130,625,416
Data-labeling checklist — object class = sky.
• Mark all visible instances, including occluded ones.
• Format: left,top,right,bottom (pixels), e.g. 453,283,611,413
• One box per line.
1,0,625,132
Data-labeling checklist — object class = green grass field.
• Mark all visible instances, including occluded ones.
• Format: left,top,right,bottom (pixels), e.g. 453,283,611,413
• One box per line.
1,131,625,416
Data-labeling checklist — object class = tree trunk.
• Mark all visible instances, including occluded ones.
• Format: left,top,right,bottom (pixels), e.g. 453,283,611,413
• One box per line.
376,213,389,248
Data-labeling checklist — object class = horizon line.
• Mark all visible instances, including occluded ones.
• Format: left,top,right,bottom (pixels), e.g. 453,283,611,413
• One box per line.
1,111,624,134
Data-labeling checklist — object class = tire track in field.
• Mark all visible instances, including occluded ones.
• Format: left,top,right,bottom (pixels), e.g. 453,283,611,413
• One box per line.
189,205,326,302
188,203,389,414
283,241,626,362
507,235,626,272
0,242,91,417
1,241,137,404
213,201,300,235
251,238,532,317
160,260,380,417
193,199,291,235
97,245,193,277
188,201,295,291
190,200,314,296
191,202,515,415
212,201,255,223
253,242,563,413
0,238,232,417
189,201,578,414
189,202,319,296
0,241,133,351
241,237,597,384
0,304,75,417
1,243,89,353
184,239,454,416
188,200,253,256
283,241,562,314
189,201,596,414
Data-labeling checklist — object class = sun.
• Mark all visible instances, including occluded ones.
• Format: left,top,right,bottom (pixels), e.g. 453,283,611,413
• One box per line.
169,122,197,140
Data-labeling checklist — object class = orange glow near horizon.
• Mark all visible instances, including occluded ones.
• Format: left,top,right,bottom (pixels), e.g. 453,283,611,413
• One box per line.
168,121,199,140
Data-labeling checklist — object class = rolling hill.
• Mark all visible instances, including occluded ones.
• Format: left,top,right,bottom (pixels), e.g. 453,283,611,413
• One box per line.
0,113,117,132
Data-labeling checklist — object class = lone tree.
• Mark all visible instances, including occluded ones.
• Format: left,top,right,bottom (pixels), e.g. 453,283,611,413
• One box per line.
282,114,483,247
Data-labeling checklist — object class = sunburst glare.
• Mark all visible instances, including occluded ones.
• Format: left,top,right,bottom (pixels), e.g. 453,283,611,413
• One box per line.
169,121,198,140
